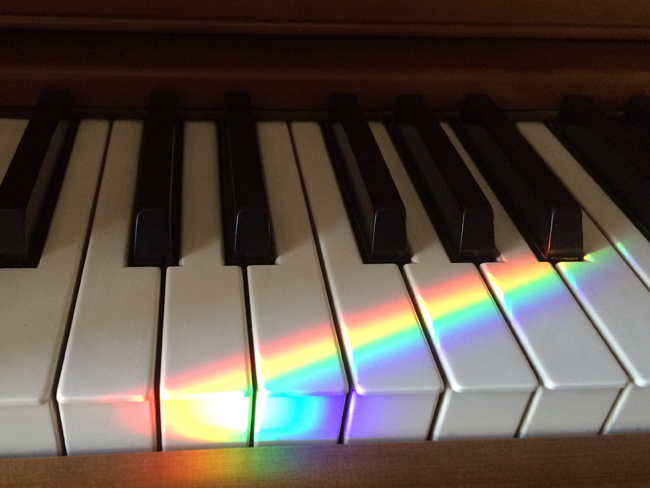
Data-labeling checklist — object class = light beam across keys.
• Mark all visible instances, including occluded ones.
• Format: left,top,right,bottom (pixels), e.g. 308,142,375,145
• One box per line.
58,121,161,455
445,124,628,437
518,123,650,293
161,122,251,450
292,122,442,443
249,122,347,445
519,122,650,433
371,122,537,440
0,120,107,457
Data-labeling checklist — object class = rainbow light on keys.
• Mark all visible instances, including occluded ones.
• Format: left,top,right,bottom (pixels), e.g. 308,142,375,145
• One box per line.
160,352,253,446
484,263,562,318
115,288,436,445
559,247,615,287
415,270,502,357
339,297,428,381
253,321,346,444
116,249,592,446
254,293,432,443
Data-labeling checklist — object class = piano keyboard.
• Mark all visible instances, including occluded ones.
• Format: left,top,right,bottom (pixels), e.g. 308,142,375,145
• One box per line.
1,93,650,458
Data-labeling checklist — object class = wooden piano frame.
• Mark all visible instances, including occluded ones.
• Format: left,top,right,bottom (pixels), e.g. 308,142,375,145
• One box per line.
1,3,650,486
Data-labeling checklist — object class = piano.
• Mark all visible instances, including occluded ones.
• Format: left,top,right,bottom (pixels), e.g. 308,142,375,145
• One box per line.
2,2,650,487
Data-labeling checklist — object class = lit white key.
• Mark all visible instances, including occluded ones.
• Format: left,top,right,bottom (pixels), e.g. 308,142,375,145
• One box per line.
443,123,627,437
291,122,441,443
58,121,161,455
249,122,347,445
0,120,106,457
517,122,650,290
161,122,251,450
518,122,650,433
370,122,537,440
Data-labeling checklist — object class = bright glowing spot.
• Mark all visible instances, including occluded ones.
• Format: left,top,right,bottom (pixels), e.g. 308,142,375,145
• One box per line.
162,392,250,444
254,389,344,443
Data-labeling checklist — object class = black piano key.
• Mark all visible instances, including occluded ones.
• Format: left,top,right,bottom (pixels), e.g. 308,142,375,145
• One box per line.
130,92,182,268
455,95,583,261
220,93,275,266
0,90,78,267
622,96,650,157
560,96,650,181
549,95,650,241
322,94,409,264
387,95,497,263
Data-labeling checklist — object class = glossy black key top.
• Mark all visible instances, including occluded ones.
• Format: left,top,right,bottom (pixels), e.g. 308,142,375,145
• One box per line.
622,96,650,163
388,95,497,263
220,93,274,266
322,94,409,264
560,95,650,180
455,95,583,261
624,96,650,131
130,92,182,267
0,90,78,267
551,96,650,240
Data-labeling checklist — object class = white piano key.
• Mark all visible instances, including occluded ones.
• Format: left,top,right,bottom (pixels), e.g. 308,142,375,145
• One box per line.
443,123,628,437
0,119,28,182
57,121,161,455
249,122,348,446
161,122,251,450
518,122,650,433
370,122,537,440
517,122,650,290
0,120,107,458
291,122,442,443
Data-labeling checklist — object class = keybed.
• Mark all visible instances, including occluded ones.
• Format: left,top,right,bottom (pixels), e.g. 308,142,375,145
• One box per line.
2,95,650,457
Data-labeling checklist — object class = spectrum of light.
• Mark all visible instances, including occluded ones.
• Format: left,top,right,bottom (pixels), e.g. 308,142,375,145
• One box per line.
109,254,552,446
153,260,515,445
415,270,503,358
109,236,638,449
481,255,566,320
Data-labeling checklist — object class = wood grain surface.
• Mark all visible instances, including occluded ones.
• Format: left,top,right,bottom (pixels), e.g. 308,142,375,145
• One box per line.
3,0,650,39
0,31,650,112
2,434,650,488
